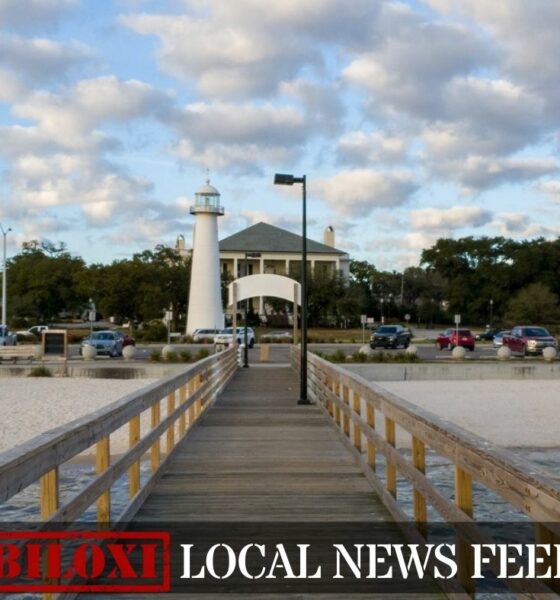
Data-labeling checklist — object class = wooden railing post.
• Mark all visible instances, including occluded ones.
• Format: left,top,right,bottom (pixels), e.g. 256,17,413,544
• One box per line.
128,416,140,498
96,436,111,527
40,468,59,600
166,391,176,454
412,436,427,538
366,402,376,470
352,391,362,452
455,466,474,595
179,383,187,437
187,378,196,429
40,468,59,520
151,401,161,473
333,378,341,427
342,385,350,437
385,417,397,498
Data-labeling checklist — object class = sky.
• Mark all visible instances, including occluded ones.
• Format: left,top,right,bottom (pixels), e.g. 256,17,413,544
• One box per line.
1,0,560,270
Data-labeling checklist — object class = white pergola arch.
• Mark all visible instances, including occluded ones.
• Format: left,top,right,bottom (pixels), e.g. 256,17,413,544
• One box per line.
228,274,301,341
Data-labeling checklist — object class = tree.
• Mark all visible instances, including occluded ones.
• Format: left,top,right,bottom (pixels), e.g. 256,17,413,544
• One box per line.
8,241,87,323
506,283,559,324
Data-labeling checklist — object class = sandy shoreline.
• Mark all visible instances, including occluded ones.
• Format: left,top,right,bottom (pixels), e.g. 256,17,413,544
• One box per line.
376,379,560,448
0,378,157,457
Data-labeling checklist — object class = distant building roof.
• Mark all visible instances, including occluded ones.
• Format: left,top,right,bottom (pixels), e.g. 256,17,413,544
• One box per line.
219,222,347,255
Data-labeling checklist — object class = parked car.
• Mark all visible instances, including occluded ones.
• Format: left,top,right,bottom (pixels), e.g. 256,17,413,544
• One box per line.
114,331,136,347
502,326,558,356
492,330,510,348
370,325,411,349
436,328,475,351
0,324,17,346
192,328,221,343
214,327,256,347
260,330,293,342
80,330,123,357
16,325,49,338
475,328,499,342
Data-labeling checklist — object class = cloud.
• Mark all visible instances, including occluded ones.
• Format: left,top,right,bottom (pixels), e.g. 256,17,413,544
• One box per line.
313,169,418,217
337,130,409,166
121,0,379,99
492,212,556,238
434,157,558,193
0,35,93,83
0,0,77,31
410,206,493,231
343,4,495,120
536,180,560,201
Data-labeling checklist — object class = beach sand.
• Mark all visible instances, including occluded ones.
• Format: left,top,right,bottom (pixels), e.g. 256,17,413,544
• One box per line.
376,379,560,448
0,378,157,457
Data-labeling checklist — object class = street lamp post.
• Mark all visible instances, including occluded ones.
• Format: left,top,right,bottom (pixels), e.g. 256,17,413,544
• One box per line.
489,299,494,326
243,251,261,368
274,173,309,405
0,224,12,326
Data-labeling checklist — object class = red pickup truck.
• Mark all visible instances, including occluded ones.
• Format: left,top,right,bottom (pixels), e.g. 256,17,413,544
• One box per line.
502,326,558,356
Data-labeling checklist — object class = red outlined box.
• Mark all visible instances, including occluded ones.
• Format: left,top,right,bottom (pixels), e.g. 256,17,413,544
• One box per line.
0,530,170,592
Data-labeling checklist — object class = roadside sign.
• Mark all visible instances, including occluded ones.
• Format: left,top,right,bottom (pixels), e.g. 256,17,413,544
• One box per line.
404,313,411,322
366,317,375,324
164,310,173,323
454,314,461,325
360,314,367,325
89,310,96,322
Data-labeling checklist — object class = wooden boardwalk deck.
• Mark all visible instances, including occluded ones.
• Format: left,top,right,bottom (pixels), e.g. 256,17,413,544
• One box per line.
83,366,440,599
133,365,390,523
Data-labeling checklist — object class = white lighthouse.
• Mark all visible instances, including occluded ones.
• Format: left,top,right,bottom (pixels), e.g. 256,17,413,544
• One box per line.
186,180,225,335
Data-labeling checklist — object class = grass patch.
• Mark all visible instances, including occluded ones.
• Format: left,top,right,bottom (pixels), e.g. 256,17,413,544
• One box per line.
28,366,53,377
320,350,420,364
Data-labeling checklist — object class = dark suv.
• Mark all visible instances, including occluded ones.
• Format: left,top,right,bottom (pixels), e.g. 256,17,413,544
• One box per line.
370,325,411,349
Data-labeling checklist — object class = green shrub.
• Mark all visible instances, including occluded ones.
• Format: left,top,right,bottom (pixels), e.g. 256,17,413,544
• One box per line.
329,349,348,363
195,348,210,361
180,350,192,362
137,322,168,343
28,366,52,377
150,349,162,362
165,351,179,362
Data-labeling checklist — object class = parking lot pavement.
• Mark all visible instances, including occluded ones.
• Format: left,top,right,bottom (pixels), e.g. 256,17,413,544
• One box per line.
65,341,502,363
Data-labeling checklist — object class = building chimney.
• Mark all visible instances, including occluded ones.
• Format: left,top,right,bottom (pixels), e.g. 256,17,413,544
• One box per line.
324,225,335,247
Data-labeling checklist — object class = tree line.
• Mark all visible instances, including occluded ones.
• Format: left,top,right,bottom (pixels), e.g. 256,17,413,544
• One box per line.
3,235,560,329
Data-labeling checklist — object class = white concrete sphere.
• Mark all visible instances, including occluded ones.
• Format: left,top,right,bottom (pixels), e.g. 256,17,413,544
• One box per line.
497,346,511,361
543,346,557,362
82,345,96,360
162,345,175,359
452,346,466,360
405,345,418,356
33,345,44,360
359,344,373,355
122,345,136,360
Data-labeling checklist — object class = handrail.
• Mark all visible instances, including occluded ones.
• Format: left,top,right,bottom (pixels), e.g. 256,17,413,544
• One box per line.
291,346,560,598
0,349,237,526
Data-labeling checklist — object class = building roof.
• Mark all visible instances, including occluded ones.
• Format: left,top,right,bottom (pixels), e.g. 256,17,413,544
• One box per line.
219,222,347,255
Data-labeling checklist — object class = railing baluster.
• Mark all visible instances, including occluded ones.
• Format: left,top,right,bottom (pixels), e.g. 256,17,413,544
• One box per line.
166,391,175,453
128,415,140,497
96,436,111,528
385,417,397,498
352,390,362,452
366,402,376,470
151,401,161,472
455,466,474,595
40,468,59,600
187,378,195,429
179,383,187,437
412,436,427,538
342,384,350,437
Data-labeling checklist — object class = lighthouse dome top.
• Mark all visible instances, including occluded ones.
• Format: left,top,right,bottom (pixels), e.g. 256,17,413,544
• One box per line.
196,180,220,196
191,178,224,216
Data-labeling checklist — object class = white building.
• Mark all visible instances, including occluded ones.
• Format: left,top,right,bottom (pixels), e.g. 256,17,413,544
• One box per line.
185,181,225,335
178,221,350,319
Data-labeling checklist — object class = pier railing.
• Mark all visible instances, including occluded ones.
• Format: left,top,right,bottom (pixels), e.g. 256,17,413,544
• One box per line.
0,348,237,528
292,346,560,598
